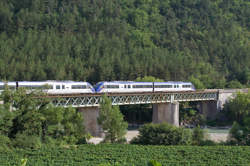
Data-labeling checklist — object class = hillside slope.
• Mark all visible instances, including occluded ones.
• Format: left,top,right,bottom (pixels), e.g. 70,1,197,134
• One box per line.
0,0,249,88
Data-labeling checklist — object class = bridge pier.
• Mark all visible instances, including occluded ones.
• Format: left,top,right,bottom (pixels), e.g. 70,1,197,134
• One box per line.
152,102,179,126
78,107,102,137
197,101,219,120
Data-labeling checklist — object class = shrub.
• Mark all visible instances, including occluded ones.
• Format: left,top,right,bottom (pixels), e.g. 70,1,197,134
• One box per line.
0,134,12,150
228,121,250,145
192,126,205,145
13,134,42,149
131,123,192,145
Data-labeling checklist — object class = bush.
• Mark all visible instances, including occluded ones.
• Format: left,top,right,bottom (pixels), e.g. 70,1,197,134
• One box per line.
227,121,250,145
199,140,217,146
192,126,205,145
13,134,42,149
131,123,192,145
0,134,12,150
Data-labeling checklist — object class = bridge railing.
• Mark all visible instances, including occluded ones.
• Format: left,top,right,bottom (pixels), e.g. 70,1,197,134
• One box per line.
48,91,218,107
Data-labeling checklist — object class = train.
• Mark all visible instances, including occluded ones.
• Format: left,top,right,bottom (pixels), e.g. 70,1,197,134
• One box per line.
0,81,195,94
0,81,95,94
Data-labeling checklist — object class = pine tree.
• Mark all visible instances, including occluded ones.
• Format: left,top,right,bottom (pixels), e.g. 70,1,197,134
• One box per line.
98,95,128,143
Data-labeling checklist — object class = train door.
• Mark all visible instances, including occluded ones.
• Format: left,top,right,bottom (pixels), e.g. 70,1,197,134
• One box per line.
174,84,180,90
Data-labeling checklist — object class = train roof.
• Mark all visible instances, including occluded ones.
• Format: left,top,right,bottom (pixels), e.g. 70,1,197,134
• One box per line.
97,81,193,84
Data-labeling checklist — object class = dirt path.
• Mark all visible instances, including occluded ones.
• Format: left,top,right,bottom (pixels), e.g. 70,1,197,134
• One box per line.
88,130,229,144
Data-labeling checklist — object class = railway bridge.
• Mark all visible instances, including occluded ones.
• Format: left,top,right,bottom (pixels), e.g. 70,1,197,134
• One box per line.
46,89,248,136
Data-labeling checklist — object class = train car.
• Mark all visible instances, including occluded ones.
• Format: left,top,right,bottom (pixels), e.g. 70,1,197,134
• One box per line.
95,81,153,93
17,81,95,94
154,82,195,92
95,81,195,93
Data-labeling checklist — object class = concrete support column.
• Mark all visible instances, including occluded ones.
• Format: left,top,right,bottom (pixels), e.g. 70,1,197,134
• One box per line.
197,101,218,120
152,102,179,126
78,107,102,137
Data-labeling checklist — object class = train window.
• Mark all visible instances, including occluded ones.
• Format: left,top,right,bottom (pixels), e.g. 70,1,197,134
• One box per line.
155,85,172,88
182,85,191,88
45,85,53,89
133,85,152,88
128,85,131,88
124,85,127,88
62,85,65,89
56,85,60,89
0,85,4,90
72,85,87,89
19,85,45,89
106,85,119,89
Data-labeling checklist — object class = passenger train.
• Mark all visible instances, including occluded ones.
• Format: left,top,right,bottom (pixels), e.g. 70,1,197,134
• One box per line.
0,81,195,94
95,81,195,93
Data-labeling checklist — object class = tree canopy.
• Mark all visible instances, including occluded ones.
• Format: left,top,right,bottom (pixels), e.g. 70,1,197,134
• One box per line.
0,87,86,148
98,95,128,143
0,0,249,88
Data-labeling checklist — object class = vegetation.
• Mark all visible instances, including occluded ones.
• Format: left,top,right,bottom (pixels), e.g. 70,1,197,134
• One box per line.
98,95,128,143
1,144,250,165
131,123,212,146
131,123,192,145
0,0,249,89
223,92,250,145
179,107,205,127
0,87,86,148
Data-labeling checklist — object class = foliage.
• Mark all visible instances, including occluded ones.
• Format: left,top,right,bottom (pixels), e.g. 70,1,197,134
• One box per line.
222,92,250,145
228,120,250,146
192,126,206,145
0,134,11,150
226,80,243,89
131,123,192,145
98,95,128,143
180,108,206,127
135,76,164,82
1,144,250,165
0,104,15,136
0,0,249,88
189,76,205,90
148,160,162,166
223,92,250,124
0,88,86,147
13,134,42,149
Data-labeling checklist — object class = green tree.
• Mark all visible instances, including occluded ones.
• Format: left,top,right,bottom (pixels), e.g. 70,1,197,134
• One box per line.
223,92,250,124
98,95,128,143
226,80,243,89
135,76,164,82
0,87,86,147
189,76,205,90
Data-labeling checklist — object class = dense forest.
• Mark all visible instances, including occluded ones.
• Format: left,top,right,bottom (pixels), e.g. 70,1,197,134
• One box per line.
0,0,249,88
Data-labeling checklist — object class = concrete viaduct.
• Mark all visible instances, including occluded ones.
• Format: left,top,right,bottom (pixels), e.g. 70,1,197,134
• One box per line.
47,89,248,136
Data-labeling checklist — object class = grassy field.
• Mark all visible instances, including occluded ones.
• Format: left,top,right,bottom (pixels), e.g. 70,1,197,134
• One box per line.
1,144,250,166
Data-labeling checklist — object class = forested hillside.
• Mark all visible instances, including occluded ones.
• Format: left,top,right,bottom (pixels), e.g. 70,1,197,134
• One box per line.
0,0,249,88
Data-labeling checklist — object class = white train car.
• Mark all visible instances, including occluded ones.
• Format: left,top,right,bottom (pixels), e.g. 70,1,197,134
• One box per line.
95,81,153,93
95,81,195,93
17,81,95,94
153,82,195,92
